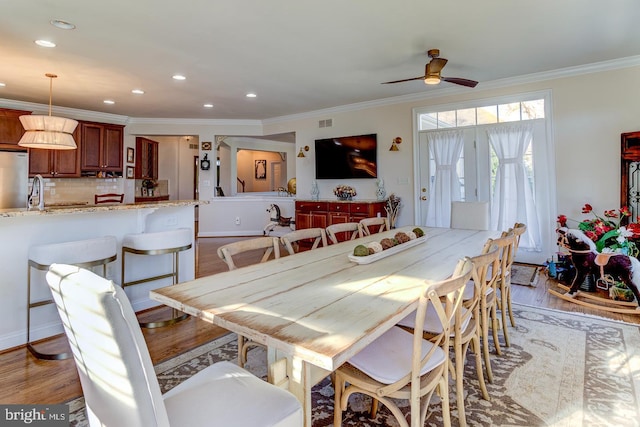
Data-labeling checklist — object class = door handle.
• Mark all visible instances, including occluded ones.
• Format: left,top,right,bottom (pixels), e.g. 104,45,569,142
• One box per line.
421,196,427,201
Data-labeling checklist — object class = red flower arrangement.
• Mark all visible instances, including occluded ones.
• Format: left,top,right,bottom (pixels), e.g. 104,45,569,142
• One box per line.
557,204,640,255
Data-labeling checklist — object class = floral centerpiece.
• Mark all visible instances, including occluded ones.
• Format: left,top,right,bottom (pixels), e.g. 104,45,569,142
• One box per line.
334,185,356,200
557,204,640,255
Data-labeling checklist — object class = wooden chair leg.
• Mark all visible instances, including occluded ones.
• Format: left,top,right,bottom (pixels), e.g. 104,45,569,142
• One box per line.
506,286,516,328
501,292,511,347
471,336,490,401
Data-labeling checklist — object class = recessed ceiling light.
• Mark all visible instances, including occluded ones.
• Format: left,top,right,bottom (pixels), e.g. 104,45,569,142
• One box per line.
203,103,213,108
246,93,257,98
131,89,145,94
50,19,76,30
35,40,56,48
103,100,115,105
172,74,186,81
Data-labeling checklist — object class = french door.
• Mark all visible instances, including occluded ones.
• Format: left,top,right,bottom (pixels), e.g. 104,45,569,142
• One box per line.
415,119,555,264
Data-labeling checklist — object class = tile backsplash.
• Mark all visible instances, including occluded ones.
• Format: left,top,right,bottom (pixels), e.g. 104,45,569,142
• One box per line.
32,177,125,205
29,177,170,205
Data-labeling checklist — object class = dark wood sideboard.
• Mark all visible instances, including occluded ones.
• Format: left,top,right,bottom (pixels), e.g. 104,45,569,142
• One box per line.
295,200,386,230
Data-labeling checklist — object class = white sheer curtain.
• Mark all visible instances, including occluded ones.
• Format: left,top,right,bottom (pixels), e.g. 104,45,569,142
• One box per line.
487,123,541,251
426,129,464,227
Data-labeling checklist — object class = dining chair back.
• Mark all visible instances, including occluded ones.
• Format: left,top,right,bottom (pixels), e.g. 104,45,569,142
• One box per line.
474,242,501,384
334,258,473,427
358,217,389,236
487,232,517,350
217,236,280,270
280,228,327,255
450,201,490,230
396,248,497,426
326,222,361,244
510,222,527,257
94,193,124,204
46,263,303,427
216,236,280,366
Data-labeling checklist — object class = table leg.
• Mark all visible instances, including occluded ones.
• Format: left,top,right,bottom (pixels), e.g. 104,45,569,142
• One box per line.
267,348,316,427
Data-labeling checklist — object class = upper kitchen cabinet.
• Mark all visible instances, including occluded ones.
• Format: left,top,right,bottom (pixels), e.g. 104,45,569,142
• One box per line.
0,108,31,151
80,121,124,175
135,137,158,180
28,126,82,177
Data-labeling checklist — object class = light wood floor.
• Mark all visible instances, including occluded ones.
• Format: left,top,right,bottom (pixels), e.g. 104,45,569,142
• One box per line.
2,236,638,404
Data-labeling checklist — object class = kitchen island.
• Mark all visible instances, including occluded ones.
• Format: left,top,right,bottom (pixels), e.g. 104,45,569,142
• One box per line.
0,199,203,351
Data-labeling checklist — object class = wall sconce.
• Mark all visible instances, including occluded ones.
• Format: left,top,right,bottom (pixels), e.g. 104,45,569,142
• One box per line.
389,137,402,151
297,145,309,158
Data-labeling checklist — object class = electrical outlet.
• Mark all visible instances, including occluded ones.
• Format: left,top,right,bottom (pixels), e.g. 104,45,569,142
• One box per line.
166,215,178,226
203,180,211,186
235,217,241,225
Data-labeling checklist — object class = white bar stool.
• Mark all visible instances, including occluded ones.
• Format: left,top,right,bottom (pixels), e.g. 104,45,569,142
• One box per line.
121,228,192,328
27,235,117,360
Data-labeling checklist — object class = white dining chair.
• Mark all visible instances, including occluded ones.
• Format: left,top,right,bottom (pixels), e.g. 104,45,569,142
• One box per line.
46,263,303,427
334,258,473,427
450,201,490,230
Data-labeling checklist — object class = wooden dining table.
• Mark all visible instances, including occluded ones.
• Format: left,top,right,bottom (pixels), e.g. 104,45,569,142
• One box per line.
150,226,499,426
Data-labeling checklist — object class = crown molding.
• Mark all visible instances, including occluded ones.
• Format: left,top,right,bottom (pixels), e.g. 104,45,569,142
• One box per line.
127,117,262,127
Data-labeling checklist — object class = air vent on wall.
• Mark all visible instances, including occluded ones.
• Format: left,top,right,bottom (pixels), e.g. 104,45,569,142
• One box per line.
319,119,333,128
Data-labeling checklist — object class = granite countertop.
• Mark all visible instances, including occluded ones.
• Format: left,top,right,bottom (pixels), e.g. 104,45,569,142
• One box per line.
0,199,206,218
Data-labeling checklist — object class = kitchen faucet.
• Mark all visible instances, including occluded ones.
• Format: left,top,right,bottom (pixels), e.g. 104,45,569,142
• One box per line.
28,174,45,210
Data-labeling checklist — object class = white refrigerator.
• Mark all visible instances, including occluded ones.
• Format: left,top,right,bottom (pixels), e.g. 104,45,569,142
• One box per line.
0,150,28,209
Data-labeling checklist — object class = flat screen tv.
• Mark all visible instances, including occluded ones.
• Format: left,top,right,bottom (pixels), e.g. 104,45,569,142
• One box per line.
315,133,377,179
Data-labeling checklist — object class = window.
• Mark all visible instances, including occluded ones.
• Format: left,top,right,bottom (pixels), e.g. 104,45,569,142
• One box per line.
418,99,545,130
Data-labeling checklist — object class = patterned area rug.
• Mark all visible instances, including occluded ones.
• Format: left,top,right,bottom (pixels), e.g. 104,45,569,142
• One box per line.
67,304,640,426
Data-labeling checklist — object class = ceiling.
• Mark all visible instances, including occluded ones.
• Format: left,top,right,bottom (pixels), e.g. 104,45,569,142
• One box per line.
2,0,640,121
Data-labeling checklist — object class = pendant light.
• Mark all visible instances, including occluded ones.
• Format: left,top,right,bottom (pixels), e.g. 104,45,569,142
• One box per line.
18,73,78,150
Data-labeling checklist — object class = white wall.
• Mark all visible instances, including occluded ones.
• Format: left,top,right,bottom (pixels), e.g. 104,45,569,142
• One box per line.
264,65,640,231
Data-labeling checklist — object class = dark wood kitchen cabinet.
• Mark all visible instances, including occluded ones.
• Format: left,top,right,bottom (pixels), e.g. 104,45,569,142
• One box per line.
80,122,124,174
135,137,159,180
28,126,82,177
0,108,31,151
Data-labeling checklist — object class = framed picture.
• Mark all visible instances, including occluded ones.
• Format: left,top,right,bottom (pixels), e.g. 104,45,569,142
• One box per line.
202,141,212,151
127,147,135,163
126,166,134,179
255,159,267,180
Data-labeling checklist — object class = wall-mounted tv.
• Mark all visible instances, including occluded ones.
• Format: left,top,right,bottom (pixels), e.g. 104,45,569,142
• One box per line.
315,133,377,179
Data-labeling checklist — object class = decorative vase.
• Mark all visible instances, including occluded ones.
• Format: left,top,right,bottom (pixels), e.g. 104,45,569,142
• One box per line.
337,194,352,201
310,180,319,201
376,178,386,201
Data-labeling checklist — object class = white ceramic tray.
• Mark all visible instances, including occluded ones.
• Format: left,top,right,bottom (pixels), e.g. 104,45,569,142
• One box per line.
348,235,428,264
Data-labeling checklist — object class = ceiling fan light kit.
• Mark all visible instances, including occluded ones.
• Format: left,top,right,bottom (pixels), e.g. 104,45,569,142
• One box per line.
382,48,478,89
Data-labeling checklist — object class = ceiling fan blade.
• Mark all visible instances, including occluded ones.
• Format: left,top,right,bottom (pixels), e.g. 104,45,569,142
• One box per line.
441,77,478,88
429,58,448,74
381,76,426,84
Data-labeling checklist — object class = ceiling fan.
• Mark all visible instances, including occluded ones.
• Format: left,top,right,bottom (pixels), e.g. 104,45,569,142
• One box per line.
382,49,478,88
